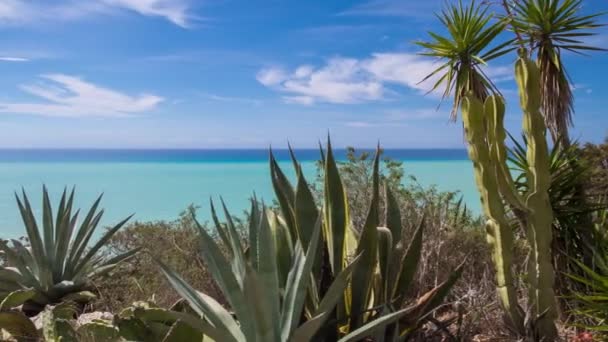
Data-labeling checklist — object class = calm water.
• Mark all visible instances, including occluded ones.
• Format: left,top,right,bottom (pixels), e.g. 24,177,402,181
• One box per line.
0,149,477,238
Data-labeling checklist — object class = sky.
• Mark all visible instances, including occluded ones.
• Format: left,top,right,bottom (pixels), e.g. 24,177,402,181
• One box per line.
0,0,606,149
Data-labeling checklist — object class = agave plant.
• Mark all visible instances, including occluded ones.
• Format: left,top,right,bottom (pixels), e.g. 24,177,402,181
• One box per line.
269,140,465,339
158,197,416,342
509,0,606,143
0,187,138,315
416,0,515,120
155,140,464,341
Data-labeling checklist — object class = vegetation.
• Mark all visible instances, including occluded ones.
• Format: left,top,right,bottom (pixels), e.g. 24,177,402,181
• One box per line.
0,0,606,341
0,188,137,316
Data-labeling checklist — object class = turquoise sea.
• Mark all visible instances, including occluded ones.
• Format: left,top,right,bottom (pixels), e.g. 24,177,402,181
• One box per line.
0,149,477,238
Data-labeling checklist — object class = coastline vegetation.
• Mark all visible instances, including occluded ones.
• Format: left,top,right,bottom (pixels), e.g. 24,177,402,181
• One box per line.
1,0,607,341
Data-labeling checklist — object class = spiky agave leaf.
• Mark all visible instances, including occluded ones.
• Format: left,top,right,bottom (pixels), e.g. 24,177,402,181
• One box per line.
159,197,361,342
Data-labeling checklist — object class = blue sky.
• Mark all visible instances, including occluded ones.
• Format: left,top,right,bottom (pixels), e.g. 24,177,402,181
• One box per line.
0,0,606,148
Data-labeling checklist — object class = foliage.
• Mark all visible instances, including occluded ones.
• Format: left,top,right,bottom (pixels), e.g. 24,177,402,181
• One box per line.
269,140,465,340
0,187,138,316
94,207,225,313
509,0,606,142
579,138,608,198
416,0,514,120
568,248,608,338
460,52,559,339
510,137,608,303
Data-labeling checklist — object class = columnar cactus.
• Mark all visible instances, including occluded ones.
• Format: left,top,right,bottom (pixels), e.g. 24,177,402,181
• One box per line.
515,52,558,339
460,51,558,340
461,95,525,333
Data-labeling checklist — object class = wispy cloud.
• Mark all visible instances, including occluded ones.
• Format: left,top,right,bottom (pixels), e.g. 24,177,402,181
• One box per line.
199,92,263,106
0,74,163,117
257,52,511,105
0,0,196,28
341,0,441,18
0,56,29,62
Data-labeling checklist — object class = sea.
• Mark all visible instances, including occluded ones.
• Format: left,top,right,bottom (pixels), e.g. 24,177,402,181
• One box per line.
0,149,478,239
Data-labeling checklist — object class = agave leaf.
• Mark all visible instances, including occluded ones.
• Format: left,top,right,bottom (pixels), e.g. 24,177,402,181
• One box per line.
270,150,297,241
323,137,350,275
157,260,242,342
15,191,46,279
256,207,281,339
384,185,402,246
281,215,322,341
294,160,319,251
71,214,133,277
193,217,255,339
337,305,421,342
314,254,361,316
350,147,381,330
247,197,260,269
244,264,278,342
209,198,232,251
391,214,425,305
219,198,247,285
269,211,293,286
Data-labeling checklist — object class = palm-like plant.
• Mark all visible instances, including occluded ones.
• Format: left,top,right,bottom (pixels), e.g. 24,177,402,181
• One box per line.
416,0,514,120
510,0,606,143
0,187,138,315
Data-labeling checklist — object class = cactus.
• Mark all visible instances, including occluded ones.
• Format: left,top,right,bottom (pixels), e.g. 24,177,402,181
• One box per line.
461,94,525,333
460,51,558,340
515,53,558,339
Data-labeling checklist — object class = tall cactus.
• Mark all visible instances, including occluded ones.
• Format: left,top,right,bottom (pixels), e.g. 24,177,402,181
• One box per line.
460,51,558,340
461,95,525,333
515,52,558,339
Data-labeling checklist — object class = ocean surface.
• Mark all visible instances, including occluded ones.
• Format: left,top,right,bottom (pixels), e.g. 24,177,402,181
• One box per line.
0,149,477,238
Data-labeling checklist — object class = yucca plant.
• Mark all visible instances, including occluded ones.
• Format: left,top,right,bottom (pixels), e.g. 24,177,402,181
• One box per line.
416,0,514,120
0,187,138,315
269,140,465,339
510,0,606,143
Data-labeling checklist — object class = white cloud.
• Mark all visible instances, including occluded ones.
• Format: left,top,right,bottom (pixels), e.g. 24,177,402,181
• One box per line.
0,56,29,62
257,57,384,104
0,0,195,28
102,0,194,28
0,74,163,117
257,53,512,105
